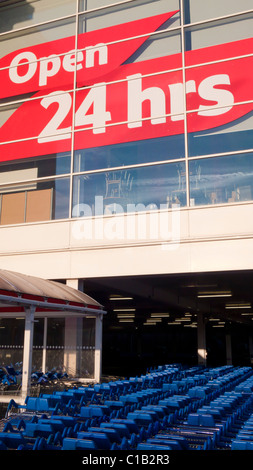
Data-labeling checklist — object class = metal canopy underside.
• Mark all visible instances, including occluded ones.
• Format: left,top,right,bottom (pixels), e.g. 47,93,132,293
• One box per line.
0,269,105,315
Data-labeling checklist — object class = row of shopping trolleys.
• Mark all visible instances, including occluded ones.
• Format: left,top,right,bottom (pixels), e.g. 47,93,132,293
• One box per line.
0,364,252,450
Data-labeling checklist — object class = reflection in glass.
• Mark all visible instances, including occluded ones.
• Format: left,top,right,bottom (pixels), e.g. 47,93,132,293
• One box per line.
184,0,253,24
189,153,253,207
72,162,186,217
185,12,253,51
0,152,71,177
124,30,181,64
79,0,180,32
74,136,185,173
0,0,76,34
188,110,253,157
52,177,70,220
0,17,76,58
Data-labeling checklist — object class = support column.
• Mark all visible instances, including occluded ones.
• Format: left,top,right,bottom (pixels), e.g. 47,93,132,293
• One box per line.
66,279,84,292
197,313,207,366
42,317,48,373
226,332,233,365
21,305,35,402
94,313,103,383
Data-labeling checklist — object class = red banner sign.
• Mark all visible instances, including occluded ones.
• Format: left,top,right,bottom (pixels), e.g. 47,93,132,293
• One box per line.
0,11,178,99
0,12,252,163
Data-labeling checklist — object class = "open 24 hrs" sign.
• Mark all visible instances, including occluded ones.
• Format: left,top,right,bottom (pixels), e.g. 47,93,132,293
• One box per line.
0,11,252,162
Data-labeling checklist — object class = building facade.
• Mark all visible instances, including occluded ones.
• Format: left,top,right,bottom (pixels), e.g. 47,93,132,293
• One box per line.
0,0,253,378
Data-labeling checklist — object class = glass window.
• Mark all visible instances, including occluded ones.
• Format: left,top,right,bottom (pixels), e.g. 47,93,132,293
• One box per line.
184,12,253,52
0,100,20,128
80,0,157,11
79,0,180,32
0,95,74,172
124,30,181,64
185,54,253,111
47,318,65,347
189,153,253,207
47,177,70,220
0,0,76,34
184,0,253,24
0,176,70,225
74,135,185,173
33,319,45,349
82,318,95,346
0,152,71,178
72,161,186,217
81,318,95,378
0,318,25,347
46,318,65,372
0,101,73,163
0,17,76,59
0,318,24,368
74,66,184,155
187,108,253,157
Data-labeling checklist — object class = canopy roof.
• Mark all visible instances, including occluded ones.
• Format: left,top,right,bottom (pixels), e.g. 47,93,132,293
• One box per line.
0,269,104,315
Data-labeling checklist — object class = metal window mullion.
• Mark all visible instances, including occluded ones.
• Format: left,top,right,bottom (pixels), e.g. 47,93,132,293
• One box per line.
2,94,252,149
0,174,71,191
0,13,77,39
68,0,79,219
50,187,54,220
0,50,251,96
188,148,253,161
42,317,48,373
180,0,190,208
79,0,159,16
182,8,253,30
24,190,27,223
0,3,251,40
72,157,186,178
79,1,253,20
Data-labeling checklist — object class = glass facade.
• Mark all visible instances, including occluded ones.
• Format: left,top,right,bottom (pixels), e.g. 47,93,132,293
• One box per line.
0,0,252,226
0,316,96,378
